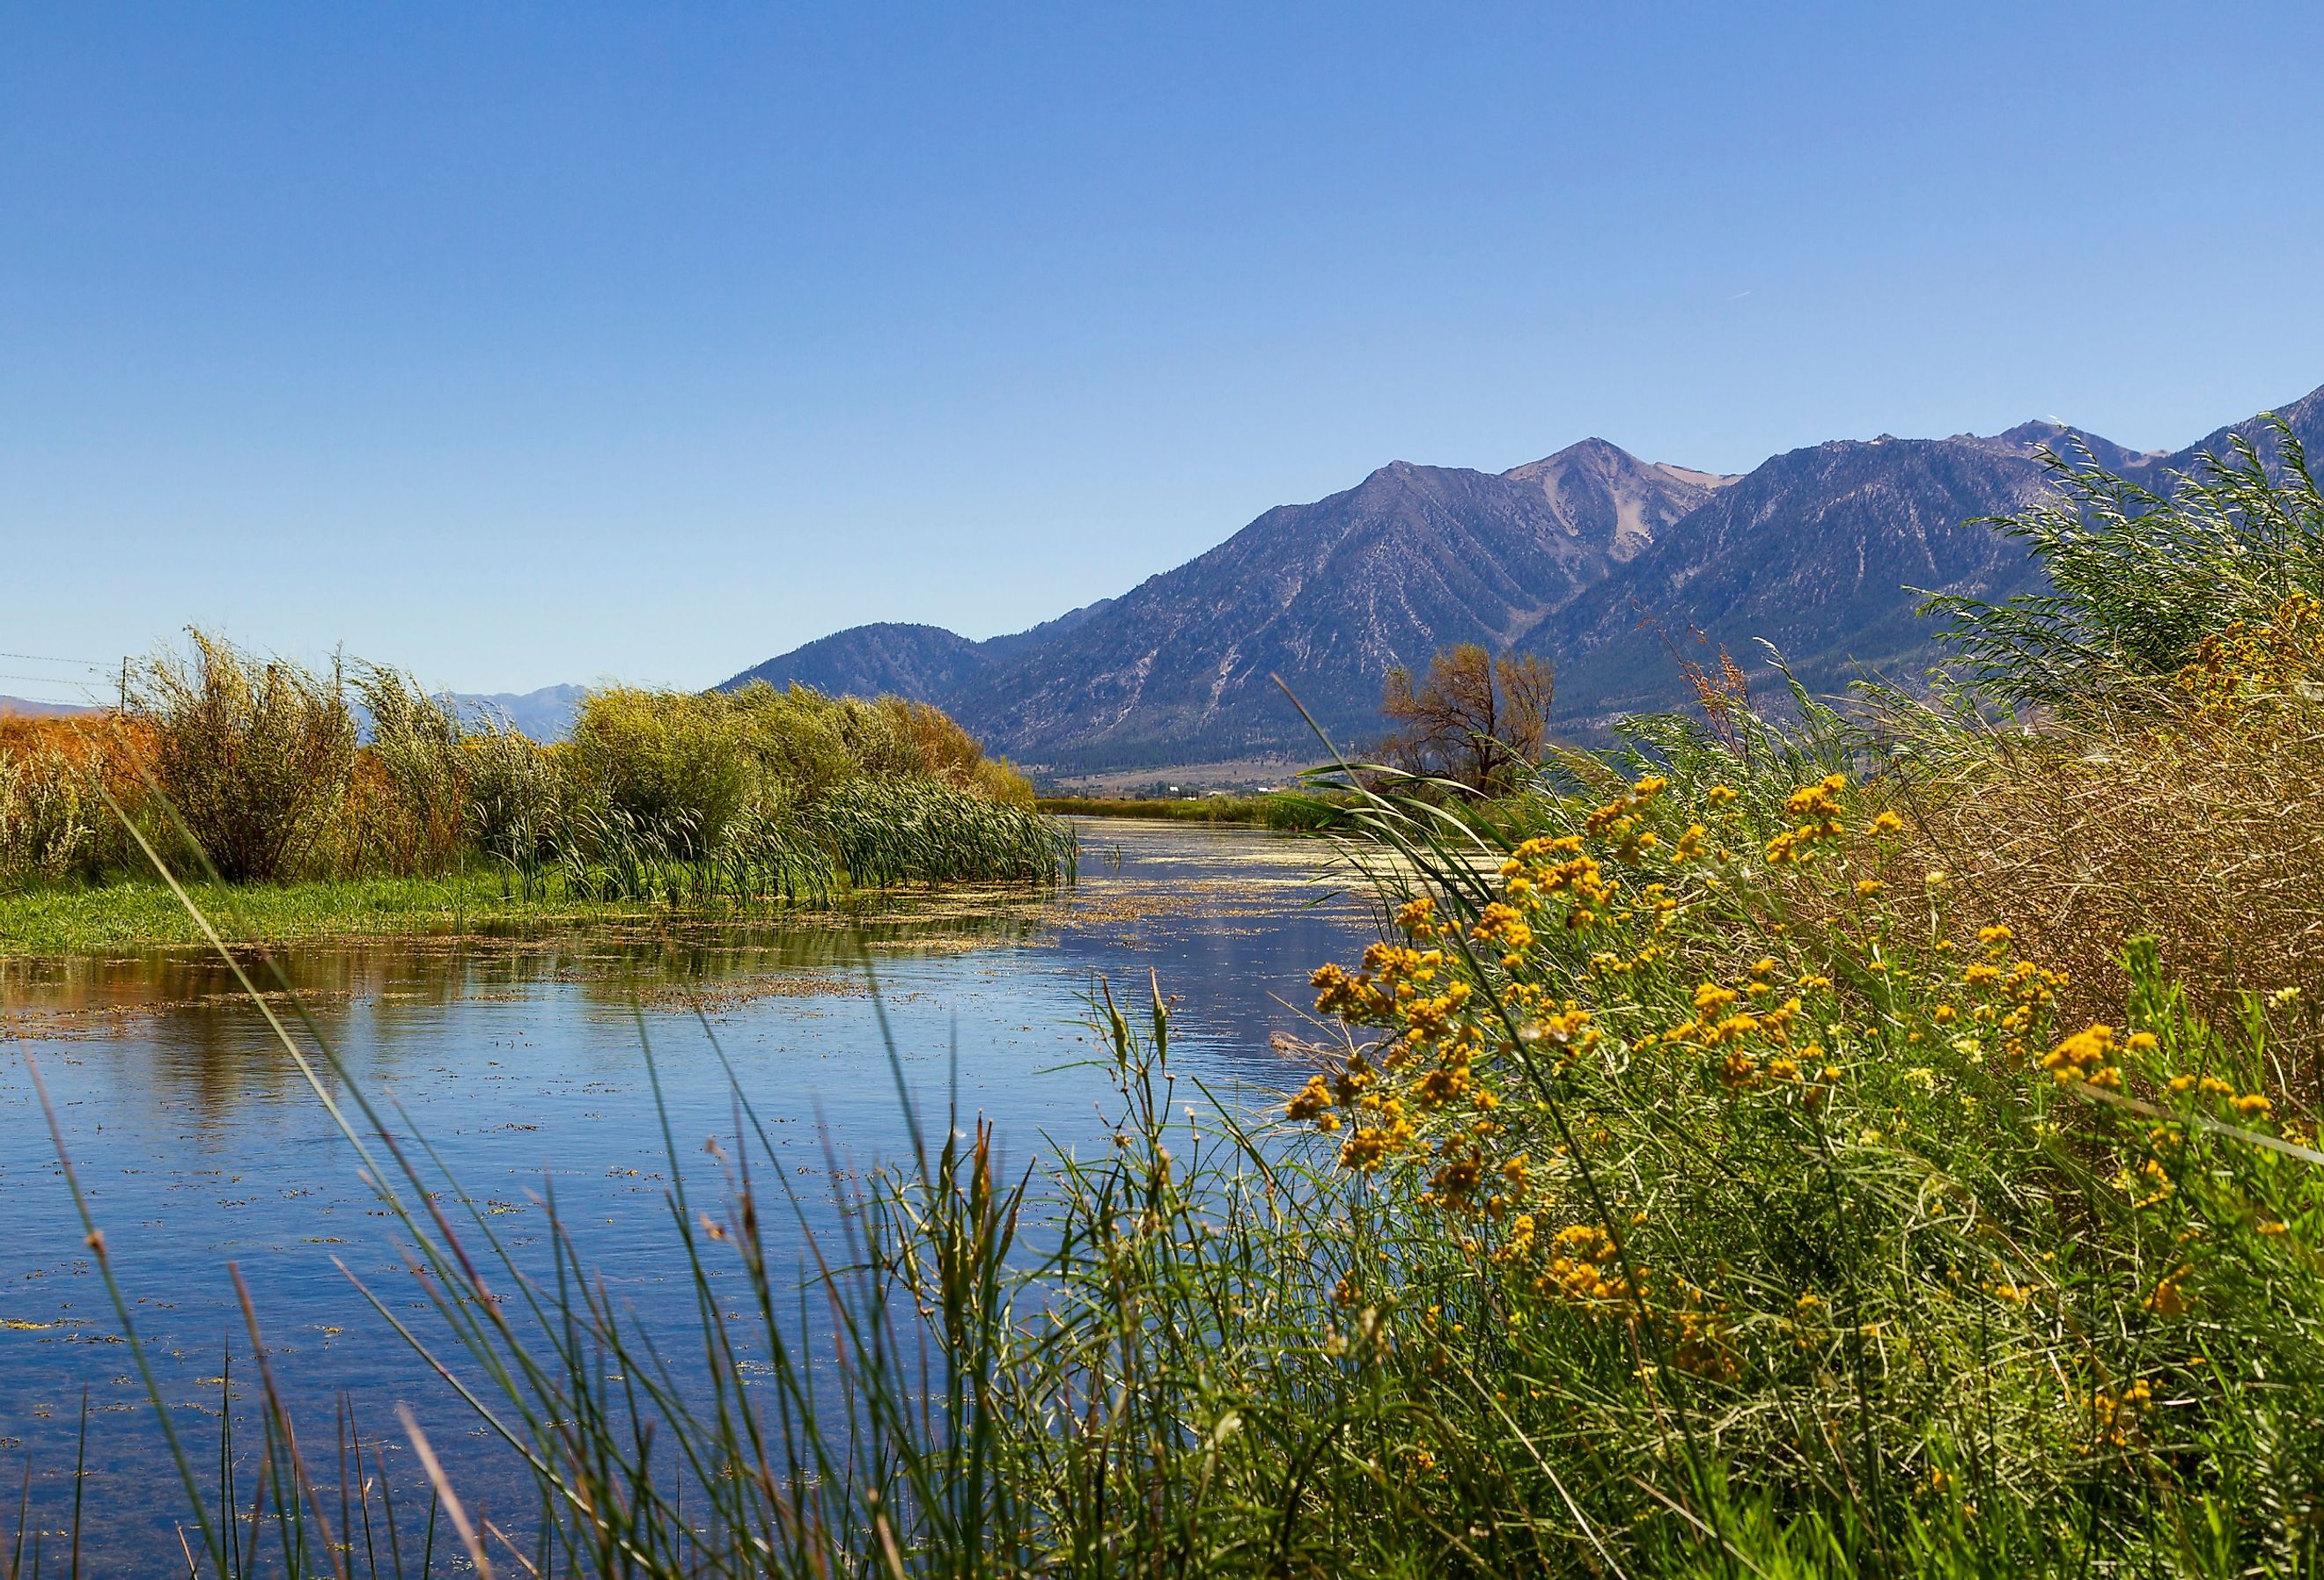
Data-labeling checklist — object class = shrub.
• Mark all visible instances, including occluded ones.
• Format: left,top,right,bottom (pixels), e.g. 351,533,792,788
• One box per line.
127,630,357,883
349,663,472,875
464,718,562,868
720,681,856,807
1926,415,2324,709
826,692,922,779
565,687,760,857
0,744,91,891
0,714,157,885
898,695,1036,805
1873,599,2324,1100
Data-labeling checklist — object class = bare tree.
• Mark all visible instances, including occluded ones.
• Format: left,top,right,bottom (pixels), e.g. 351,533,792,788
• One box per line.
1377,643,1552,794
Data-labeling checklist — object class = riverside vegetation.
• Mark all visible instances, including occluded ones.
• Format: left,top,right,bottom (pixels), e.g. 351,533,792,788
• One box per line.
1033,792,1345,829
0,639,1066,952
17,419,2324,1576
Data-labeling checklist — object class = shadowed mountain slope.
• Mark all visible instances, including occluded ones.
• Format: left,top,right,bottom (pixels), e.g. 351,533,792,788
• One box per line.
719,601,1119,708
1541,431,2069,720
724,623,991,702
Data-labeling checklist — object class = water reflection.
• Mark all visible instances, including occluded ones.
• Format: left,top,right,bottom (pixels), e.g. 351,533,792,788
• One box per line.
4,899,1064,1121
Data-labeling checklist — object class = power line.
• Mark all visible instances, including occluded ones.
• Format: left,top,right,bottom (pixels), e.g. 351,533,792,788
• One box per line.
0,650,109,670
0,672,106,691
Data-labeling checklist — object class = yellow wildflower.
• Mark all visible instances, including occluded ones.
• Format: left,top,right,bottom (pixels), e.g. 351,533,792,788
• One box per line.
1286,1073,1335,1126
2041,1024,2119,1088
1470,902,1533,952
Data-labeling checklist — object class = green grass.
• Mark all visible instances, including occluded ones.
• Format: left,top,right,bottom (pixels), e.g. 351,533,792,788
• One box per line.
0,870,660,955
4,775,1073,957
1038,791,1343,829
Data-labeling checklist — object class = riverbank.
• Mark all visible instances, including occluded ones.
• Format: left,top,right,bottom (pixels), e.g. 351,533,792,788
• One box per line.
0,852,1076,959
4,641,1077,955
0,870,706,956
1037,791,1342,828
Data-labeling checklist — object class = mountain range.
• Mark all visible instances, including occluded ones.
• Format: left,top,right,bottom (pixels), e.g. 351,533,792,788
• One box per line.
3,685,591,740
724,382,2324,775
450,683,591,743
0,695,97,718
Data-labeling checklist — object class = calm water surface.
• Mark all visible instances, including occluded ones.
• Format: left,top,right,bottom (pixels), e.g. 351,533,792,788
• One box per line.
0,819,1368,1566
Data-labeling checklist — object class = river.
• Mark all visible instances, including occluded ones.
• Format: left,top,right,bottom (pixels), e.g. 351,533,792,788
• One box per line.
0,819,1369,1569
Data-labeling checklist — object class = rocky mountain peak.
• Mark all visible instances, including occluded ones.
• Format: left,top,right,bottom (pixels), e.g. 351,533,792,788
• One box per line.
1501,437,1733,562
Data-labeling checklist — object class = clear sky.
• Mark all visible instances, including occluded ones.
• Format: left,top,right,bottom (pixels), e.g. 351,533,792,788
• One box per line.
6,3,2322,702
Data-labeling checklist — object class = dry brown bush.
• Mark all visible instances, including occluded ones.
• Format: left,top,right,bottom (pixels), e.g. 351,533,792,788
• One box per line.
1379,644,1552,794
1879,694,2324,1098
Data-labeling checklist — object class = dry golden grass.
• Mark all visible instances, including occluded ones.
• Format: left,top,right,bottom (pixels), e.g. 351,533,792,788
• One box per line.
1880,691,2324,1099
0,710,152,786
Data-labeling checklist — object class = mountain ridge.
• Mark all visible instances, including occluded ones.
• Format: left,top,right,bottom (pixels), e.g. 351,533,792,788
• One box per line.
723,384,2324,772
938,437,1736,766
719,599,1119,702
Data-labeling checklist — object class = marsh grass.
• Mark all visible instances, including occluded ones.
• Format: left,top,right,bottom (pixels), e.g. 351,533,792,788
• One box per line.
0,638,1068,950
1034,793,1345,830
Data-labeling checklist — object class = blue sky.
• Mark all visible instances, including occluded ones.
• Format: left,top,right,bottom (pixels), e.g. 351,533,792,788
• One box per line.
5,3,2322,699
